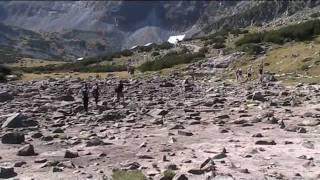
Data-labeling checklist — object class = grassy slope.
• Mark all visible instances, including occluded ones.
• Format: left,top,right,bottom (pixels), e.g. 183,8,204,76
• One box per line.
6,58,65,68
226,36,320,84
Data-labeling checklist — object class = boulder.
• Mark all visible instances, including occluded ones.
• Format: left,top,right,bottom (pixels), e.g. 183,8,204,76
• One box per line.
178,130,193,136
1,113,25,128
148,109,169,118
1,132,25,144
252,92,266,102
173,173,189,180
255,140,276,145
0,91,14,102
64,150,79,158
0,166,16,178
17,144,36,156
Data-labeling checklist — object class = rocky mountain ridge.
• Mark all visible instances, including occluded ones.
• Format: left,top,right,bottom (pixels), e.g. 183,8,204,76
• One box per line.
0,0,319,62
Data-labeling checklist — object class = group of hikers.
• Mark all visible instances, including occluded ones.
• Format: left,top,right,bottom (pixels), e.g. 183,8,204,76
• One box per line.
78,61,264,112
235,63,264,83
80,80,124,112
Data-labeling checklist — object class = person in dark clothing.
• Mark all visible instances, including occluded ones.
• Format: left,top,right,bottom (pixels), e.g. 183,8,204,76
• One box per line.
246,65,253,81
81,84,89,112
92,83,100,106
258,63,264,82
115,80,124,103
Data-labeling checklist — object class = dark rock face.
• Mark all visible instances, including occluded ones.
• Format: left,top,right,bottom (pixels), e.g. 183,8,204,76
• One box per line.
1,132,25,144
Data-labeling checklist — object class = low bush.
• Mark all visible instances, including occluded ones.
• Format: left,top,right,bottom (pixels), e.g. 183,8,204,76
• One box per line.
239,43,264,55
236,20,320,46
120,49,134,57
157,42,173,50
151,51,160,56
310,12,320,18
213,42,226,49
139,52,205,72
112,170,146,180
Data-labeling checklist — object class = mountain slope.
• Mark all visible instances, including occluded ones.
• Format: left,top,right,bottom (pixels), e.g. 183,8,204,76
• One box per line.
0,0,320,62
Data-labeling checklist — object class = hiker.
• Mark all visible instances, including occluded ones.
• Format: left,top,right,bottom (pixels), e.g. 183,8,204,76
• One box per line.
235,68,240,82
115,80,124,103
258,63,264,82
236,68,243,82
92,83,100,106
246,65,253,81
81,83,89,112
129,66,135,76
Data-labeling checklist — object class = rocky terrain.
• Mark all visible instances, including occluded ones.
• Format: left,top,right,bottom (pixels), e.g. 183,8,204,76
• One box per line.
1,0,320,61
1,61,320,179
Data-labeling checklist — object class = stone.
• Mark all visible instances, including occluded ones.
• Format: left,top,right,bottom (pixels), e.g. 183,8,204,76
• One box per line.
239,168,249,174
252,91,266,102
0,166,16,178
200,158,212,169
64,150,79,158
255,140,276,145
85,138,107,147
0,91,14,102
173,173,189,180
296,127,307,133
121,162,141,170
302,141,314,149
31,132,43,138
14,161,27,167
166,163,178,170
279,120,285,129
1,113,25,128
41,136,54,141
35,158,47,163
137,154,154,159
53,128,64,133
232,119,248,124
252,133,263,138
298,119,320,126
187,168,205,175
213,152,227,159
1,132,25,144
17,144,36,156
148,109,169,118
52,167,63,172
178,130,193,136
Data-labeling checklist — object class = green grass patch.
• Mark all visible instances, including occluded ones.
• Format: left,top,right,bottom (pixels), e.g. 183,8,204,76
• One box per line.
112,170,146,180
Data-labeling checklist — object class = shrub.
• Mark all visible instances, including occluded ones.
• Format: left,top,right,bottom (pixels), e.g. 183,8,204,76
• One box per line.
213,43,226,49
151,51,160,56
157,42,173,50
0,65,12,75
236,20,320,46
239,43,264,55
121,49,133,57
235,32,265,46
163,170,176,179
139,52,205,72
138,46,152,52
199,47,209,54
310,12,320,18
300,64,309,71
0,73,6,82
112,170,146,180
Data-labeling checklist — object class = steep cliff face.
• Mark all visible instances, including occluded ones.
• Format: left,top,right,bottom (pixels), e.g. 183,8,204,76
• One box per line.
0,0,319,62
